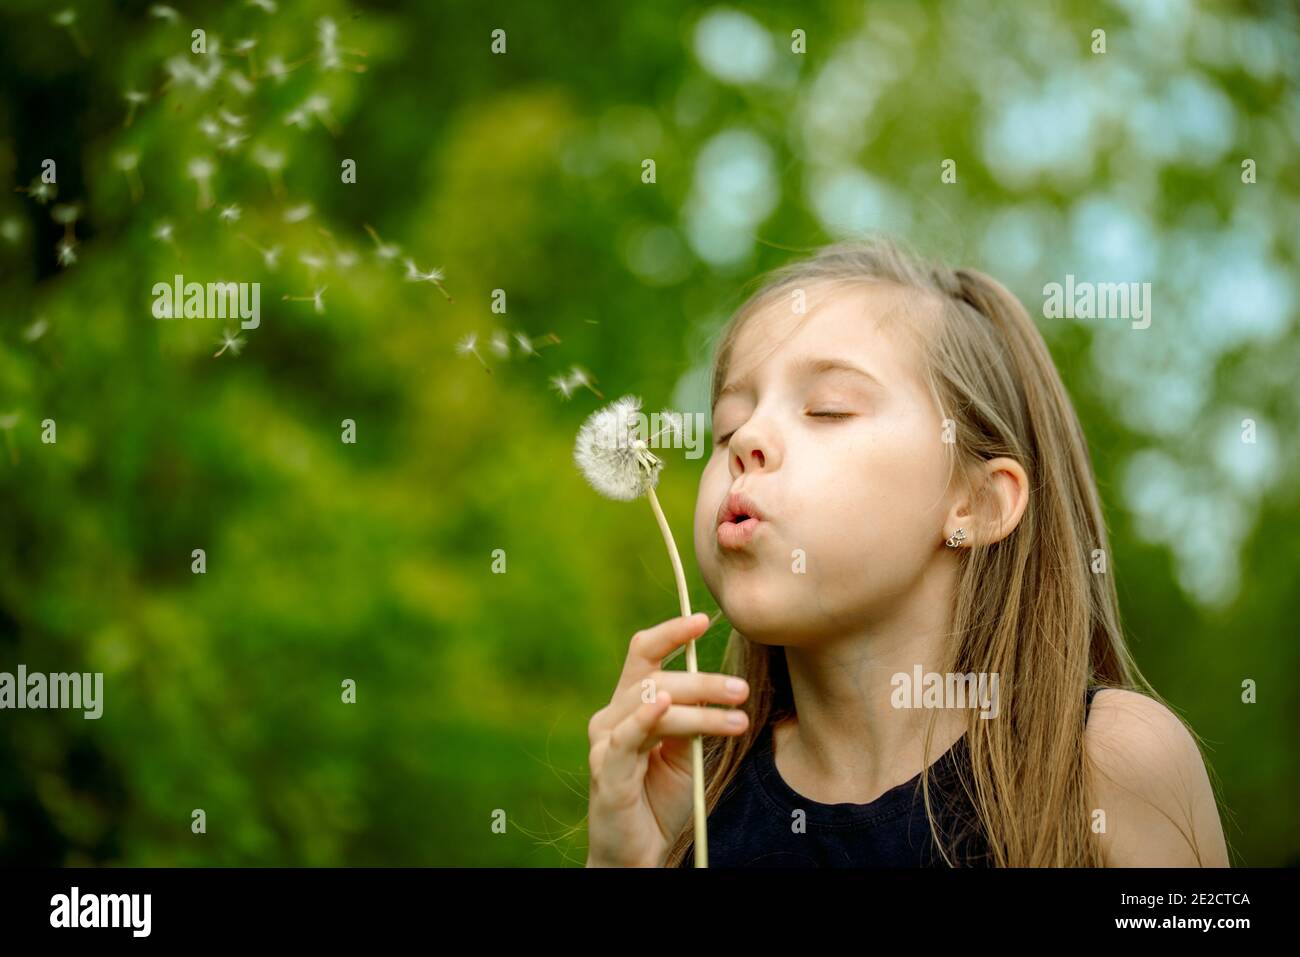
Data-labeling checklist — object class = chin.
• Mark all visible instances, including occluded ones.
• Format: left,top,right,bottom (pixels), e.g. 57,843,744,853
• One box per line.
711,574,799,645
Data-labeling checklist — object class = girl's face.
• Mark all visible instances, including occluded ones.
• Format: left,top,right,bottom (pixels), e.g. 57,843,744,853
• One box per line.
694,281,955,646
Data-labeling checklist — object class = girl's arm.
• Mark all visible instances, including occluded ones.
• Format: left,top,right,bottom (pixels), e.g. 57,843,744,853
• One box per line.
1084,689,1231,867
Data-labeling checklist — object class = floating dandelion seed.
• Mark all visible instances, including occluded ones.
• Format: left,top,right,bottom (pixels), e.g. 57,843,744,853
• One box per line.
51,203,80,228
298,251,326,273
283,203,312,223
566,365,605,399
152,220,175,244
149,5,179,22
262,55,288,83
489,330,510,359
24,317,49,342
363,223,400,261
1,217,22,244
219,131,247,152
512,331,561,358
247,0,277,13
238,235,281,269
187,157,215,209
335,249,358,269
0,412,19,464
403,258,453,302
114,151,142,202
55,236,78,267
53,9,88,56
227,71,255,96
252,146,286,197
18,177,56,205
301,93,340,135
198,116,222,139
219,204,241,224
123,89,148,127
549,372,575,399
318,18,341,70
455,332,492,373
283,287,326,314
219,109,246,127
572,394,709,865
213,329,246,358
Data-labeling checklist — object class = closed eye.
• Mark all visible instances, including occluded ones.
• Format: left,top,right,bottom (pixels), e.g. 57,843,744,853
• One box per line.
807,411,854,420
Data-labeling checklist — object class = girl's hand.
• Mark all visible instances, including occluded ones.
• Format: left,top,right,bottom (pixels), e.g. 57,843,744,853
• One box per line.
585,612,750,868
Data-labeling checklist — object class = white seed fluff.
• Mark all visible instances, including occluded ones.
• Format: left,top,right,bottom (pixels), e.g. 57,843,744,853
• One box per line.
574,395,666,501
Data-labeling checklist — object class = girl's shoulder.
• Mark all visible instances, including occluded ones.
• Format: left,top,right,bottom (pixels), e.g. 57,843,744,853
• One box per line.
1082,688,1229,866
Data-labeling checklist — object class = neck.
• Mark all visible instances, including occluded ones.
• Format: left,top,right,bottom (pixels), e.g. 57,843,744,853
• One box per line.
773,560,968,805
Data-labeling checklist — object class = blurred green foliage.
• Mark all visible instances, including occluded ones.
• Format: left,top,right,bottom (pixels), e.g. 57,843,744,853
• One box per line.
0,0,1296,866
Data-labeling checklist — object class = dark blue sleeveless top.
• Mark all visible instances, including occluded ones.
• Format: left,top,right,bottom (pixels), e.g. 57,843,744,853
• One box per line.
679,685,1104,867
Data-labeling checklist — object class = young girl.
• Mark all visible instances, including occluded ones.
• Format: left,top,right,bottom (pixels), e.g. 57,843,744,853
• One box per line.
584,238,1230,868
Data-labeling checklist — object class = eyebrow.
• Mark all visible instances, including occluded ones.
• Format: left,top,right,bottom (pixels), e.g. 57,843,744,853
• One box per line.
716,356,884,402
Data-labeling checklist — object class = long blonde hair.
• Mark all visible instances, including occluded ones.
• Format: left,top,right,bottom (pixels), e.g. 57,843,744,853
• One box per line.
667,236,1206,867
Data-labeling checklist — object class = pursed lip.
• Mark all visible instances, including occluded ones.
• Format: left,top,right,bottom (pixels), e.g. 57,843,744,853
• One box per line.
717,490,765,527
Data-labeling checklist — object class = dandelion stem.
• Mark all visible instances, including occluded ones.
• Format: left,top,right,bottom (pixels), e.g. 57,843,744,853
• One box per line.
645,484,708,869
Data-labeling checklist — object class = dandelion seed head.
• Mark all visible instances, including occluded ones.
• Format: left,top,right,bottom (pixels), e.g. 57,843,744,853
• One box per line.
574,395,668,501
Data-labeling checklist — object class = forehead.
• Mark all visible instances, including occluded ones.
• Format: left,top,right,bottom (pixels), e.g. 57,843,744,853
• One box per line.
720,280,937,396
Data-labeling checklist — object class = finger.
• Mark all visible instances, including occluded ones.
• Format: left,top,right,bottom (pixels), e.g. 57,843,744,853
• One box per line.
619,613,712,685
601,690,674,786
652,703,749,741
620,671,749,713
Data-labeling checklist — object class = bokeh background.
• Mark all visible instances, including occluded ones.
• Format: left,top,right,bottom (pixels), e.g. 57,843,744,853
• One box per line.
0,0,1296,866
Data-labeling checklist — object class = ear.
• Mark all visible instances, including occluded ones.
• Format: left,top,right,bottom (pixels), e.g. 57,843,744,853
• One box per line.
944,456,1029,547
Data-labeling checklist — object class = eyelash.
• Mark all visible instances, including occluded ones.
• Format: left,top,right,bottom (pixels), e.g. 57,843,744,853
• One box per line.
715,411,854,446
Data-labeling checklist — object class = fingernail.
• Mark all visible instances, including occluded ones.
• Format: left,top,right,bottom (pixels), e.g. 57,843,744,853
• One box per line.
726,711,747,727
726,678,746,695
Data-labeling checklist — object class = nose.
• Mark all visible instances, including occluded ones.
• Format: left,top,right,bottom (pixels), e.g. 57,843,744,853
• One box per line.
729,425,775,478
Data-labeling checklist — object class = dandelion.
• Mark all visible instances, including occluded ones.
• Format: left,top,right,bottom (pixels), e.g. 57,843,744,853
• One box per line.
53,9,88,56
363,223,400,261
219,204,241,224
572,394,708,865
187,156,215,209
213,329,246,358
283,287,326,314
403,258,453,302
149,5,179,22
513,331,561,357
455,332,492,373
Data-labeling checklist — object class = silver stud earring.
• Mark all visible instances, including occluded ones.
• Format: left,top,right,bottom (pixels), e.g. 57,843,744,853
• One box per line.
945,527,967,548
